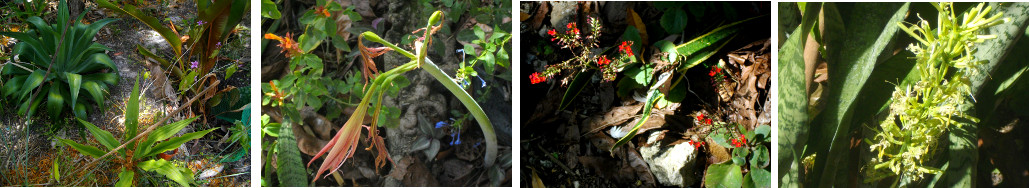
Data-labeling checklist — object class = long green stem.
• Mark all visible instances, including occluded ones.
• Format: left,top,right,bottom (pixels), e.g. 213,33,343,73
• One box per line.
360,26,498,166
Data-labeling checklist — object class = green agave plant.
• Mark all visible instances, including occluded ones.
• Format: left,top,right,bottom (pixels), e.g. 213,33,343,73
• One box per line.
0,0,119,119
60,76,216,186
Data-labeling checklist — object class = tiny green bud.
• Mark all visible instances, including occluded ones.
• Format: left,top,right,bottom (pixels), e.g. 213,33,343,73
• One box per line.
428,11,444,26
362,32,385,44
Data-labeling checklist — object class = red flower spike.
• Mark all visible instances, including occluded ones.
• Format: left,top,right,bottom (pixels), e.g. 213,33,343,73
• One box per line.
530,72,547,84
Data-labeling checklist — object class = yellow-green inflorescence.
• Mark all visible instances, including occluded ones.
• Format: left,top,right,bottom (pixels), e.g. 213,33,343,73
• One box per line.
866,2,1006,182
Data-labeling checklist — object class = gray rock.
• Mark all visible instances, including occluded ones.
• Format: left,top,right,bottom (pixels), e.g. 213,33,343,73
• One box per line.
639,131,699,187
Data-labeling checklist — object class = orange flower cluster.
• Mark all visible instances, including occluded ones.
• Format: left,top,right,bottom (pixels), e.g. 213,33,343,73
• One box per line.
264,33,301,58
597,55,610,67
530,72,547,84
618,41,634,57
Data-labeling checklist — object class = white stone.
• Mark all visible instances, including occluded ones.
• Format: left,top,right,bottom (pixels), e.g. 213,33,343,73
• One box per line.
639,131,698,187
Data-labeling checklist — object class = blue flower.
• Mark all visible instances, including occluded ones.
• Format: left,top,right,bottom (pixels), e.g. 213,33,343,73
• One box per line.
435,121,447,129
450,131,461,146
478,76,487,88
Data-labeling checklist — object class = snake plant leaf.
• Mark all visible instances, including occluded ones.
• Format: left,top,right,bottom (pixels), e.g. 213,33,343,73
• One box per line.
558,69,595,112
276,120,309,186
77,118,120,152
705,163,744,188
58,138,105,158
95,0,181,56
675,15,764,71
148,128,217,157
138,159,194,187
776,2,818,186
808,3,909,186
115,168,134,187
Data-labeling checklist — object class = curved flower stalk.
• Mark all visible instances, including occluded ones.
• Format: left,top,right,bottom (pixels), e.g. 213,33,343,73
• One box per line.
866,2,1005,183
308,11,497,182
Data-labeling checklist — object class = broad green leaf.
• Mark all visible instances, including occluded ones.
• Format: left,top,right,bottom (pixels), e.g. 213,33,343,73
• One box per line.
261,0,281,19
276,121,308,186
732,147,750,166
753,125,771,142
558,69,595,111
46,86,66,118
298,33,324,53
654,40,677,63
750,145,770,169
660,8,688,34
148,128,217,157
135,117,199,158
138,159,194,187
19,70,46,100
115,168,134,187
77,118,120,152
58,138,105,158
743,168,771,188
808,3,909,186
776,22,811,188
65,73,82,116
705,163,743,188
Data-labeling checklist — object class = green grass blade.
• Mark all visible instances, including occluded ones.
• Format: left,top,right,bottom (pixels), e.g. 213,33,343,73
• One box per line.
147,128,216,157
58,138,105,158
558,69,594,111
77,118,120,152
124,76,140,141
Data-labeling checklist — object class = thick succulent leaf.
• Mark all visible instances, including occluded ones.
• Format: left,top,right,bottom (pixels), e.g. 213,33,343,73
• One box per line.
147,128,217,157
58,138,105,158
19,70,46,100
558,69,595,111
2,75,26,97
276,120,309,186
77,118,120,152
675,15,764,71
46,85,66,117
65,73,82,116
95,0,181,56
138,159,194,187
808,3,909,186
777,3,818,187
115,168,134,187
705,163,743,188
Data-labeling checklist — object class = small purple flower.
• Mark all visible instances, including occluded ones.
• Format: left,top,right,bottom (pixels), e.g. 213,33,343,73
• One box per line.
216,42,222,48
190,61,199,69
237,62,245,68
435,121,448,129
197,20,207,26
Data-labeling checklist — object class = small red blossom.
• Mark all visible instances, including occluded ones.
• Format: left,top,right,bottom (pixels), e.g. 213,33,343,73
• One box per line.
597,56,611,67
548,29,557,36
709,66,722,77
705,118,712,125
530,72,547,84
696,114,705,121
618,41,634,57
565,22,580,36
317,6,331,17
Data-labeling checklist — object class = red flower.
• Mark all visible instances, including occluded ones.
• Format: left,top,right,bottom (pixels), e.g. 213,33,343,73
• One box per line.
705,118,712,125
709,66,723,77
696,114,704,121
565,22,580,36
597,56,610,67
548,29,557,36
530,72,547,84
618,41,634,57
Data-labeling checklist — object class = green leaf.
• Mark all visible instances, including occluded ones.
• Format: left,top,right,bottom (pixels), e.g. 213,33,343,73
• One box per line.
776,4,816,186
77,118,120,152
125,76,141,141
115,168,134,187
808,3,909,186
135,117,199,158
750,145,769,169
705,163,744,188
743,168,771,188
276,121,308,186
610,73,671,151
674,15,765,71
261,0,281,19
138,159,194,187
732,147,750,166
58,138,105,158
148,128,217,157
65,73,82,118
753,125,770,143
95,0,181,56
654,40,678,63
558,69,595,111
19,70,46,100
46,86,66,118
52,151,60,183
298,32,324,53
660,8,688,34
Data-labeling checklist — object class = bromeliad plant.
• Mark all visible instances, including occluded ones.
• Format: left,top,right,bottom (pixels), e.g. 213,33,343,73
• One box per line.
865,2,1005,183
295,10,499,182
0,0,119,119
59,77,216,186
